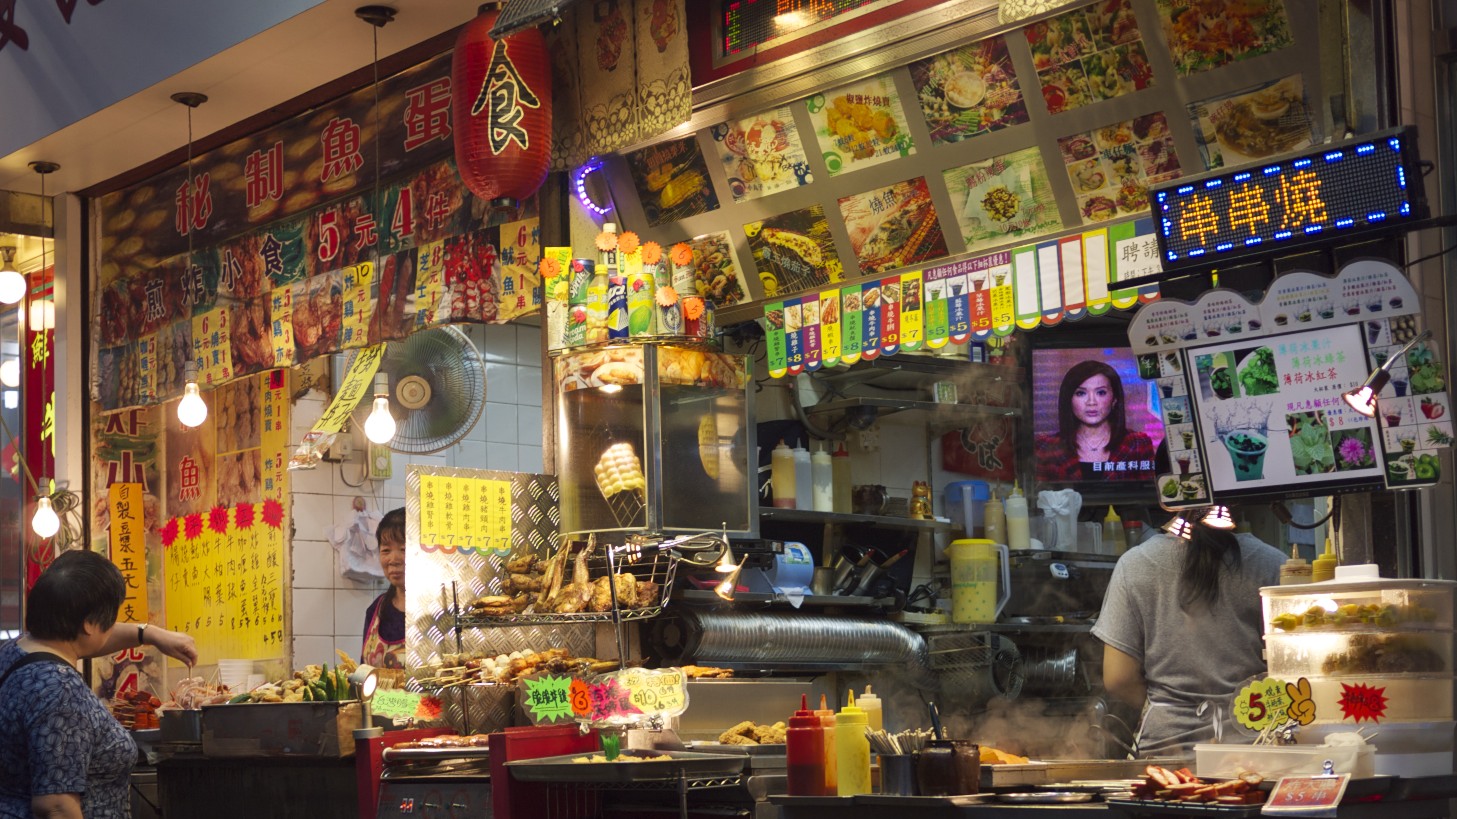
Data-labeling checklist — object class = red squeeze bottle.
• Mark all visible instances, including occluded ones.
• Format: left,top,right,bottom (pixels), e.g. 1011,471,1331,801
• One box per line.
787,694,826,796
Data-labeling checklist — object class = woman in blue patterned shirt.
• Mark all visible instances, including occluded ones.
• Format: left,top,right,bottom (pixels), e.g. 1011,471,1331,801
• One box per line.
0,549,197,819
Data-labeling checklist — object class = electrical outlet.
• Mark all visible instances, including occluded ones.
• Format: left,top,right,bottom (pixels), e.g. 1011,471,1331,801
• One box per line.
857,426,880,451
368,442,393,481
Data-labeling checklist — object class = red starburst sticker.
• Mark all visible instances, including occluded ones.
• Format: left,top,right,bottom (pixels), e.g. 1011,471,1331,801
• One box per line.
208,505,230,534
234,502,255,530
183,513,204,540
160,518,180,548
1339,682,1388,722
261,498,285,528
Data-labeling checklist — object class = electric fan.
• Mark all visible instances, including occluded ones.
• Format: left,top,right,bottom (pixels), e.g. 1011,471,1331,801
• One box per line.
358,326,486,453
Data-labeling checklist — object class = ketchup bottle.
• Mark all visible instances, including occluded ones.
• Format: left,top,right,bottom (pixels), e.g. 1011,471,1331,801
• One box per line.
786,694,826,795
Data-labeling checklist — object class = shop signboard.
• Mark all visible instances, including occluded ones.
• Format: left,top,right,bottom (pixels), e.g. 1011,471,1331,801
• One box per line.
1154,128,1423,271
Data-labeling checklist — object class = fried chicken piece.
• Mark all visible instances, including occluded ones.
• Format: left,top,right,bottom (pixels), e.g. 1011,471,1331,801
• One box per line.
590,576,614,612
553,541,594,614
719,721,757,743
614,574,638,608
634,579,659,609
505,553,538,574
509,573,545,593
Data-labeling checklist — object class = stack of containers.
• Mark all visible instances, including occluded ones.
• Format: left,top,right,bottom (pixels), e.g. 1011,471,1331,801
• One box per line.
1260,577,1457,775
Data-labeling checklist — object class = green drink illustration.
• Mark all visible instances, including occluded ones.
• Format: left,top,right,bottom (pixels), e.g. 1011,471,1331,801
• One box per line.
1223,430,1268,481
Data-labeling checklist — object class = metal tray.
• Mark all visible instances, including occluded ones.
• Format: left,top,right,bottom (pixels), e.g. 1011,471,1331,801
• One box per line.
507,749,746,783
687,742,785,757
997,791,1096,804
984,758,1189,788
1106,797,1264,817
382,745,493,763
855,794,996,806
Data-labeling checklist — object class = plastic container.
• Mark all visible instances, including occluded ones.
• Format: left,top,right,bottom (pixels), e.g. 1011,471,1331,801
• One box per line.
1302,675,1454,722
947,539,1010,624
786,694,826,796
1103,507,1128,555
1300,720,1454,776
831,444,852,514
1262,578,1455,634
1195,743,1374,779
984,490,1006,545
812,449,834,512
1264,630,1454,678
1004,483,1030,551
793,445,813,512
835,691,871,796
945,480,990,538
770,441,796,509
815,695,838,794
858,685,883,732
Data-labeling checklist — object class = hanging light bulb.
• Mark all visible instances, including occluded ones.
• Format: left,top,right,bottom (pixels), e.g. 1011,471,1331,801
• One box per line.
0,247,22,306
0,359,17,387
364,373,396,445
177,362,208,428
1201,505,1235,530
32,495,60,539
1162,515,1194,541
714,562,744,601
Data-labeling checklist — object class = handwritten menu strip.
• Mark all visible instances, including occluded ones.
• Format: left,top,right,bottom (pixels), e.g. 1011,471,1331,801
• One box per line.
417,474,512,554
163,504,285,663
340,262,374,350
108,483,148,625
192,306,233,387
313,343,384,435
260,371,290,500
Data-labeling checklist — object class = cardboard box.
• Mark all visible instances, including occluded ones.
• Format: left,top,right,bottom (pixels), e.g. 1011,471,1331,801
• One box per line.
201,701,362,758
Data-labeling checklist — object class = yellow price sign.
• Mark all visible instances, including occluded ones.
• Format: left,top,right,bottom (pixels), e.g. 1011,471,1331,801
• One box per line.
1234,677,1291,730
622,669,687,718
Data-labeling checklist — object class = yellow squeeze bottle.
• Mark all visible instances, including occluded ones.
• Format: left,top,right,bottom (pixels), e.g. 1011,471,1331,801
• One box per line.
1311,537,1340,583
1103,506,1128,555
815,694,838,793
835,691,872,796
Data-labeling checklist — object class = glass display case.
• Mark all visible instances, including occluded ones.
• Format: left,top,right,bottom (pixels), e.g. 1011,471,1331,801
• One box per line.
554,343,755,539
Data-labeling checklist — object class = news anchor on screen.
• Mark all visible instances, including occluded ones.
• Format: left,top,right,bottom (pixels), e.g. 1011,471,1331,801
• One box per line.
1035,360,1156,482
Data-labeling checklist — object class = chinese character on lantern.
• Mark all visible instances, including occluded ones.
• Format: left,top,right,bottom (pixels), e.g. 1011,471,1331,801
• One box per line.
473,40,541,154
403,78,452,151
320,117,363,183
244,141,285,208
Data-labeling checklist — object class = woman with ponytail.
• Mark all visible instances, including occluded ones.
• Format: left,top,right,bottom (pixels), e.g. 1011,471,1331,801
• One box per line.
1092,477,1285,754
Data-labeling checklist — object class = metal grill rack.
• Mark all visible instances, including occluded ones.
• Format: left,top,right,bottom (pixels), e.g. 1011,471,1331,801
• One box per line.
453,541,680,627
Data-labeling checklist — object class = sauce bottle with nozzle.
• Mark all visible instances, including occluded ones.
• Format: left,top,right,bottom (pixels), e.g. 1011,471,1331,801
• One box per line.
815,694,838,794
984,489,1006,545
771,440,796,509
787,694,826,795
835,690,871,796
858,685,883,732
1311,536,1340,583
1280,542,1312,586
1004,481,1030,551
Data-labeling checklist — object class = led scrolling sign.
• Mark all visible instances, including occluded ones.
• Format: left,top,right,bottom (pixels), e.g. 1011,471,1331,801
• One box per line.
1154,128,1423,271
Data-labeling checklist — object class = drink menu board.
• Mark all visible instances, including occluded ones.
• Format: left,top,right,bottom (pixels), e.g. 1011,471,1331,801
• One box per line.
1183,323,1386,500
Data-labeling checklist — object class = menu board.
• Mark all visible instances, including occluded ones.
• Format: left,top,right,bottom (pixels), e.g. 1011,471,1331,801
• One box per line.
711,106,814,201
625,136,721,227
418,473,513,555
806,75,915,175
1057,112,1182,223
1024,0,1154,114
1154,0,1294,76
1188,75,1313,171
838,178,949,276
744,205,843,296
162,501,287,664
944,147,1063,254
1184,324,1386,500
908,37,1028,144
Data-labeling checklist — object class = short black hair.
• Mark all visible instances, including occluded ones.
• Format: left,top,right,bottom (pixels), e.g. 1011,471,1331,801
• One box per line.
26,549,126,640
377,507,406,546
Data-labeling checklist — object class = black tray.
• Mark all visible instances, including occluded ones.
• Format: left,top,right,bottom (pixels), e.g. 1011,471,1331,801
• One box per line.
507,749,745,783
1106,797,1264,817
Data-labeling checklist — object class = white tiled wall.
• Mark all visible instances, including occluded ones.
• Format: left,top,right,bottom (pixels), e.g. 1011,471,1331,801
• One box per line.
289,323,546,668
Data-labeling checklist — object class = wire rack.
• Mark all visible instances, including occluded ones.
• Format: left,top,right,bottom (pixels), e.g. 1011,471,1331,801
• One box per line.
455,542,680,627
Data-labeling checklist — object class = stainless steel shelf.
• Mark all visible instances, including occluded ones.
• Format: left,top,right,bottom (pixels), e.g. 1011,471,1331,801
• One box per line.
760,507,951,531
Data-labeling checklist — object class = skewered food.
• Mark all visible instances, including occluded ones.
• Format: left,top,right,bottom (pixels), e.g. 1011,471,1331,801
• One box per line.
1130,766,1265,805
421,648,618,687
484,536,661,616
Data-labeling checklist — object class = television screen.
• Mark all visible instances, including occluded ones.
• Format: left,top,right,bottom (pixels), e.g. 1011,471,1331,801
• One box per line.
1032,347,1165,484
1183,323,1387,501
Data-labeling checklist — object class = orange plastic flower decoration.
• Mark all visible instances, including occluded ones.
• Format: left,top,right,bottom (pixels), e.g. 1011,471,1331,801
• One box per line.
670,242,694,266
682,297,705,320
595,231,618,252
655,285,679,307
617,231,640,255
641,241,663,266
539,257,562,280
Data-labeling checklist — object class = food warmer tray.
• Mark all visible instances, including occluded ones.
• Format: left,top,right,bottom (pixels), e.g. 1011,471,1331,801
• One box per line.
507,749,746,784
1105,797,1263,817
382,745,493,763
686,742,785,757
997,791,1096,804
984,759,1187,787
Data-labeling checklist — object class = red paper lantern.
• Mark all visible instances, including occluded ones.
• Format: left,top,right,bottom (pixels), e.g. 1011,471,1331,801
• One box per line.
452,4,552,204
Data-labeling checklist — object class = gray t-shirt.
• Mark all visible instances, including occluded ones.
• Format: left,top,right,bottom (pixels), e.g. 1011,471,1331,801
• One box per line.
1093,532,1285,755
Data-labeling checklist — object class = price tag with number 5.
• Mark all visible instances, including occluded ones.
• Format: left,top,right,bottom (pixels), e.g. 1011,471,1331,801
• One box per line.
1235,677,1292,730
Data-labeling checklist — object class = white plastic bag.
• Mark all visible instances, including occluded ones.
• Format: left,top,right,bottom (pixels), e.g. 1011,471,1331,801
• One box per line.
329,503,383,583
1037,489,1082,552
